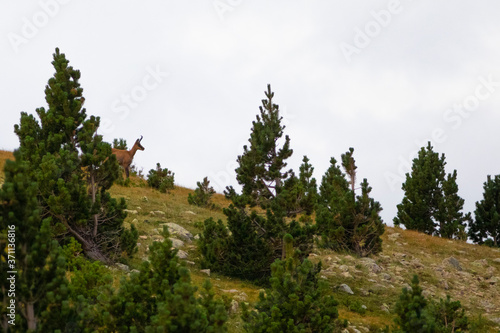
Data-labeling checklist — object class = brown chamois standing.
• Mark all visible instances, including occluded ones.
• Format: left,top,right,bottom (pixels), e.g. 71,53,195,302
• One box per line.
112,136,145,178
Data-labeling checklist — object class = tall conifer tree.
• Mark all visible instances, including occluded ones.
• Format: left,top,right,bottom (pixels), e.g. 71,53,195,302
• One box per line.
469,175,500,247
201,85,314,283
316,149,384,256
14,48,136,263
394,142,469,238
0,152,77,332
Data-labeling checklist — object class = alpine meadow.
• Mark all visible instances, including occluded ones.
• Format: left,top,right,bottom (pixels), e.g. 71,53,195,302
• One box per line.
2,49,500,333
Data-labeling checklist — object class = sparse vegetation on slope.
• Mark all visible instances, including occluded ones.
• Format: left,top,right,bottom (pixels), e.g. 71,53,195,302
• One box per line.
2,150,500,331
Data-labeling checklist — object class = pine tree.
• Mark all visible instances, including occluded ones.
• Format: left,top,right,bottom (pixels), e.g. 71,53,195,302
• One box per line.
242,237,340,333
469,175,500,247
13,48,136,263
188,177,216,208
394,275,434,333
108,228,228,332
394,142,469,239
316,149,384,257
427,296,469,332
0,152,78,332
200,85,314,283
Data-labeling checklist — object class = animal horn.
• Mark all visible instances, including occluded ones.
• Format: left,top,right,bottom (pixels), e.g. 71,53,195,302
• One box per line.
139,135,143,142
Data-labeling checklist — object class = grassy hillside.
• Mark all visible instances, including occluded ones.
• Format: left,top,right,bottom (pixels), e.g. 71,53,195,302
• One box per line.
2,149,500,332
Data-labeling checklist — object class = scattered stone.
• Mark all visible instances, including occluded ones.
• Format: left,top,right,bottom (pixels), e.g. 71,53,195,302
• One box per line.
115,263,129,272
229,299,239,314
201,269,210,276
137,243,141,247
488,276,498,285
132,218,139,224
442,257,462,271
234,292,248,301
161,222,194,242
139,235,148,240
185,261,195,265
341,271,352,278
149,211,156,216
380,303,390,313
401,283,412,293
177,250,188,259
169,238,184,248
136,206,142,210
493,258,500,264
473,259,488,267
361,305,367,310
388,233,400,241
154,210,166,216
358,288,370,296
150,228,159,235
382,273,392,281
194,234,200,240
130,269,140,274
142,196,148,202
347,327,361,333
339,265,349,272
184,210,197,215
339,284,354,295
221,289,239,293
151,235,165,242
441,280,450,290
124,209,138,215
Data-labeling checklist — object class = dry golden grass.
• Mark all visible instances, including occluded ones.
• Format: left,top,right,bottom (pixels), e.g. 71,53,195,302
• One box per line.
0,150,14,182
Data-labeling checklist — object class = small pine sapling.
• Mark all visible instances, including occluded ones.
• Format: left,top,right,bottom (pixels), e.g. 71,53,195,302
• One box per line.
147,162,175,193
188,177,216,208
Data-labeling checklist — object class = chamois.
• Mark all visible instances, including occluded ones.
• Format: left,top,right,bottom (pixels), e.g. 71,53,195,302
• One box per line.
112,136,145,178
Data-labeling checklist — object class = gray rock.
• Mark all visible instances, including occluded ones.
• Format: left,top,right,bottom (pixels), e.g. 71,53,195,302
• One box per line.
493,258,500,263
170,238,184,248
177,250,188,259
130,269,140,274
339,283,354,295
221,289,239,293
388,233,400,241
443,257,462,271
201,269,210,276
229,299,239,314
161,222,194,242
152,235,164,242
115,263,130,272
124,209,138,215
382,273,392,281
339,265,349,272
154,210,166,216
185,210,197,215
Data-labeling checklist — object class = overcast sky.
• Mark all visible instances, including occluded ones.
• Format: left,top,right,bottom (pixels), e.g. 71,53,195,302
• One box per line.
2,1,500,226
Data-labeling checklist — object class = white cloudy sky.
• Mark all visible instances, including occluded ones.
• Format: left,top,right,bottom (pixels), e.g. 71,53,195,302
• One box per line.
2,1,500,226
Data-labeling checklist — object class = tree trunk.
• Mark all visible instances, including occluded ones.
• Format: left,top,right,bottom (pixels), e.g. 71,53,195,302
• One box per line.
83,242,111,264
26,302,36,331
